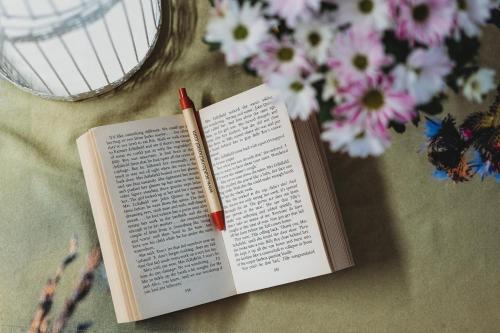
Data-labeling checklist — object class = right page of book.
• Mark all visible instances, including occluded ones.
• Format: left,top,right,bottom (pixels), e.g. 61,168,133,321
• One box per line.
199,84,332,293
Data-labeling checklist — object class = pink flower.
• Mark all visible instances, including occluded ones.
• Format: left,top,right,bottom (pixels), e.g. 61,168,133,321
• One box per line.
250,37,312,78
328,28,391,84
322,74,415,157
334,75,416,136
394,0,455,46
266,0,321,27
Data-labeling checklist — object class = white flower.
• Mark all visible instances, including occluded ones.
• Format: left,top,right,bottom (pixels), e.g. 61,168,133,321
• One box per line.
335,0,391,31
321,121,390,157
344,131,389,157
392,47,453,104
456,0,491,37
294,15,335,64
458,68,496,103
267,73,319,120
205,2,269,65
266,0,321,27
321,71,343,103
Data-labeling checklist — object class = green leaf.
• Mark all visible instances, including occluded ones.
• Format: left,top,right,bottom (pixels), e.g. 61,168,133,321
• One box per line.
412,112,421,127
202,36,221,51
242,57,257,76
488,8,500,28
389,120,406,134
318,99,335,123
418,95,447,116
383,30,411,64
445,33,480,69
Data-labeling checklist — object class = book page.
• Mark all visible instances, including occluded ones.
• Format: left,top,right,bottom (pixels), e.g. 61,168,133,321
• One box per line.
91,116,236,320
199,85,332,293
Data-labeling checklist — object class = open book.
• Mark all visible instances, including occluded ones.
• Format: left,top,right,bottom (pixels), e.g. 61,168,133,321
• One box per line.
77,84,353,323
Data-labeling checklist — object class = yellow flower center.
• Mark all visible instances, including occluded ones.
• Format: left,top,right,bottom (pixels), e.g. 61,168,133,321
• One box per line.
308,32,321,47
352,54,369,71
277,47,294,62
358,0,374,14
412,4,430,23
233,24,248,40
289,81,304,92
362,89,385,110
457,0,467,10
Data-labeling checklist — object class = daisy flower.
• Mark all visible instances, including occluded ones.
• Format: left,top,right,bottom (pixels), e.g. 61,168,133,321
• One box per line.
455,0,491,37
335,0,392,31
205,1,270,65
334,75,416,135
267,73,319,120
294,15,335,65
328,28,391,83
392,47,453,104
321,70,344,103
458,68,496,103
250,37,312,78
395,0,455,46
321,121,391,157
266,0,321,27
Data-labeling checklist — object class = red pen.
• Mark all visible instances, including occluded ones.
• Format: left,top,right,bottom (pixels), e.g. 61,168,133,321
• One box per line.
178,88,225,231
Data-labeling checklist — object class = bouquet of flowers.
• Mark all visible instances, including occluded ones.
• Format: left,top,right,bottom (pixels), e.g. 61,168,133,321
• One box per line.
204,0,500,182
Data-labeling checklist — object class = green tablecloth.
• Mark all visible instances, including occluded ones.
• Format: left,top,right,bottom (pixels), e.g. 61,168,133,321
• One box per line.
1,1,499,332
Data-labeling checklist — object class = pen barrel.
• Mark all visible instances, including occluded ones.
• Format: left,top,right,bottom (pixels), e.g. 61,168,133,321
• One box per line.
182,107,222,215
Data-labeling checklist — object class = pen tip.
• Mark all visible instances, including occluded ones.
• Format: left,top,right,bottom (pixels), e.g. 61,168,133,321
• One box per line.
178,87,187,99
210,211,226,231
178,87,194,109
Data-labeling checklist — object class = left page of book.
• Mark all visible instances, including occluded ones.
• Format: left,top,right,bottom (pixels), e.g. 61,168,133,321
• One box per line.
88,116,236,321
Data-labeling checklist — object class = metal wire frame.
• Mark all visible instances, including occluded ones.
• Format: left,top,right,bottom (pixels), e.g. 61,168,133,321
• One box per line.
0,0,162,101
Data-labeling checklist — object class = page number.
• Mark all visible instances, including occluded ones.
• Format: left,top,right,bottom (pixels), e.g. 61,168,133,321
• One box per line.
184,288,191,293
273,267,279,272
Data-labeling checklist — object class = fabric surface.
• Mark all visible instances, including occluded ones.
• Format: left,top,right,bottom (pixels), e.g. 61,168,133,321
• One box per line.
1,1,499,332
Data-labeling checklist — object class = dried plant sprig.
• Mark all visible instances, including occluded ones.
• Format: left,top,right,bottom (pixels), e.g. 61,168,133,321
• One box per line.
29,236,79,333
50,248,102,333
28,237,102,333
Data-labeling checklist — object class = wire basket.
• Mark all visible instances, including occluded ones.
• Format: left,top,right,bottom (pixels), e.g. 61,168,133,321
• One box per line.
0,0,162,101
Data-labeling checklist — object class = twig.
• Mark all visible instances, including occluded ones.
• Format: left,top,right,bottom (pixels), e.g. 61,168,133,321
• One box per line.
28,237,78,333
50,248,102,333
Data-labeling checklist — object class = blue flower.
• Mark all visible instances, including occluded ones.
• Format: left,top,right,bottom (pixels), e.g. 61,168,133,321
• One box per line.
425,118,442,139
432,169,449,180
470,150,499,181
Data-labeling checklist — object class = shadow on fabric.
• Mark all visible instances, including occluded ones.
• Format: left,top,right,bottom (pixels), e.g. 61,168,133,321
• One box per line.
325,152,409,289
